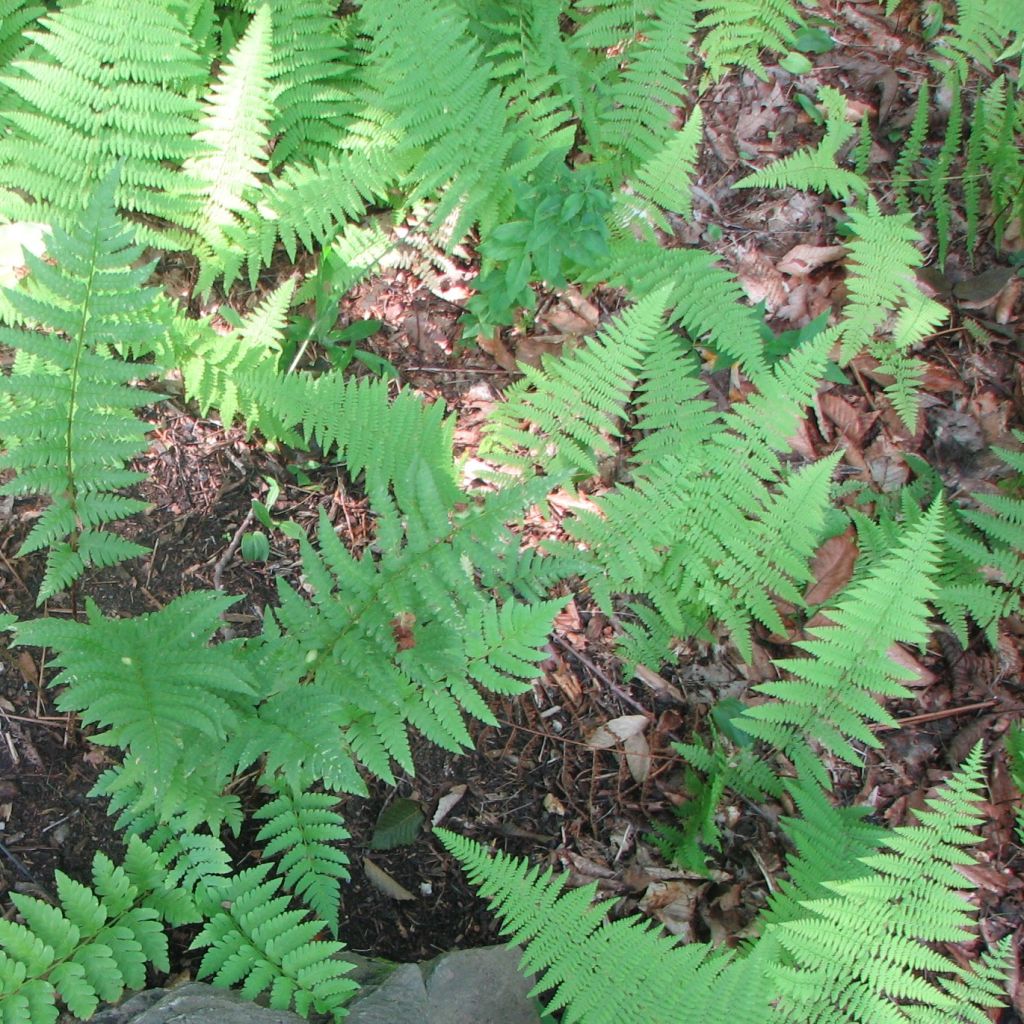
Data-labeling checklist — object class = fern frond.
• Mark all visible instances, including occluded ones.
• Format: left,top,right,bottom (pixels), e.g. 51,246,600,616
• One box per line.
350,0,524,242
481,290,670,477
192,866,356,1021
568,332,834,662
14,592,255,820
254,781,350,935
183,4,274,289
742,501,944,777
0,1,41,73
696,0,805,82
735,87,866,198
620,105,703,232
932,0,1019,80
760,777,885,927
436,828,742,1024
0,0,205,232
261,490,564,783
0,170,165,602
232,0,355,169
588,1,698,173
770,745,1012,1023
838,196,948,427
223,150,392,287
599,238,768,378
892,83,929,213
0,843,170,1024
175,279,294,430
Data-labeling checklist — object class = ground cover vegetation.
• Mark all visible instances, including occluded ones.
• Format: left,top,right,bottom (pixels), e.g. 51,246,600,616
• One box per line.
0,0,1021,1021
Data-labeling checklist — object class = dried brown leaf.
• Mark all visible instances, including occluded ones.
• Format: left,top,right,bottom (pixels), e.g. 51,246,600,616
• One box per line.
362,857,416,901
805,529,859,606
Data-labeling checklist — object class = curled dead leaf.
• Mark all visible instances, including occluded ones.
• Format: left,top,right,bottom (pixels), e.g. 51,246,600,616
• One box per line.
362,857,416,901
776,244,847,276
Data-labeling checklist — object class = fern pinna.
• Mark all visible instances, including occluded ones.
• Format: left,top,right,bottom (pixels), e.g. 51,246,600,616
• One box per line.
0,169,164,603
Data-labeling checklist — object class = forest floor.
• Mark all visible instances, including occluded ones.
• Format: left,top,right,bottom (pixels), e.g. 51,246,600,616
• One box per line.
1,0,1023,1014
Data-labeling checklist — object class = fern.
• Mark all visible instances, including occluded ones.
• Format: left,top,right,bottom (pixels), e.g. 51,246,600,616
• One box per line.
482,290,671,478
174,278,295,432
436,827,742,1024
735,87,866,198
183,5,275,290
0,170,163,602
579,1,698,173
254,781,351,936
892,83,929,213
566,329,836,663
192,866,357,1021
619,105,704,231
13,591,256,823
696,0,805,82
838,196,948,428
235,0,355,169
442,749,1007,1019
0,0,205,235
250,488,565,785
0,840,171,1024
741,501,944,782
759,776,885,927
931,0,1019,81
770,745,1012,1023
441,749,1010,1023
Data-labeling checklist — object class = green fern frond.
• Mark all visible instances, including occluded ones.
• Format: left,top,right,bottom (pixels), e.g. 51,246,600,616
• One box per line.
481,290,671,477
262,491,564,784
735,87,866,198
760,777,885,927
0,842,170,1024
932,0,1019,80
350,0,524,242
436,827,739,1024
742,501,944,777
0,170,165,602
620,105,703,231
0,1,41,73
14,592,255,820
838,196,948,426
242,371,459,505
0,0,205,232
442,753,1008,1024
175,279,294,431
254,781,350,935
568,332,834,662
192,865,356,1021
892,83,929,213
696,0,805,82
599,239,769,378
183,4,274,289
770,745,1012,1023
234,0,355,169
589,1,698,173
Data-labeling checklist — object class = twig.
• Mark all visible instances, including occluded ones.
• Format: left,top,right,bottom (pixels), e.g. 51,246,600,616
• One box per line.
551,633,650,716
873,699,1005,732
212,510,254,640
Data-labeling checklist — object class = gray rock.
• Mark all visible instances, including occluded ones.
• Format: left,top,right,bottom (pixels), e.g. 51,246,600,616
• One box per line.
88,945,541,1024
344,963,427,1023
423,945,539,1024
90,983,306,1024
